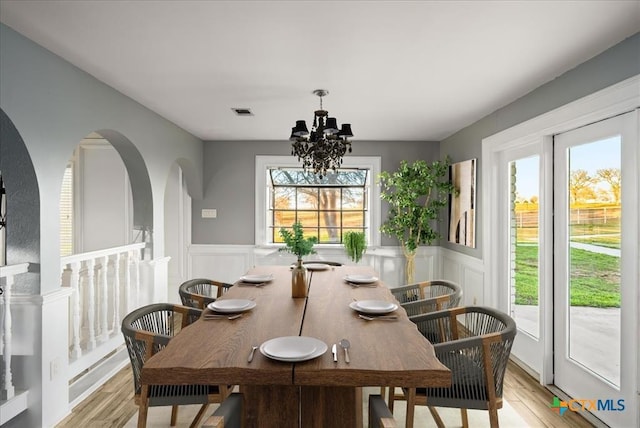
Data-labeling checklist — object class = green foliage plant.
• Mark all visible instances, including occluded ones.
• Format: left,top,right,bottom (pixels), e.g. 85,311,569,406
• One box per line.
378,158,456,283
279,222,318,260
343,231,367,263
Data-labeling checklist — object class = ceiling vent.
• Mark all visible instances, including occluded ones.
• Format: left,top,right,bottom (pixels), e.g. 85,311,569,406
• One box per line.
232,108,253,116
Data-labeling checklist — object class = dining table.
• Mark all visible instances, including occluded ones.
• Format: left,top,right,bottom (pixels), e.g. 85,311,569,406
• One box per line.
140,264,451,427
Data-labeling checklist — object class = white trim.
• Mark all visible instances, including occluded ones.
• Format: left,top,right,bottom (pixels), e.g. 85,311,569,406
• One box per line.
0,262,29,277
254,155,381,247
482,74,639,423
483,75,640,149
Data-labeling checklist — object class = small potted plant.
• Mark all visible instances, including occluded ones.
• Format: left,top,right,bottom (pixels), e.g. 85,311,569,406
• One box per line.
279,222,318,298
343,231,367,264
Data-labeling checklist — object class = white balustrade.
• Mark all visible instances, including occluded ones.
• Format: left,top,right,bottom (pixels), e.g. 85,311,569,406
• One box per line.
99,255,109,342
112,253,120,332
69,261,82,359
0,263,29,401
60,243,145,366
85,258,97,351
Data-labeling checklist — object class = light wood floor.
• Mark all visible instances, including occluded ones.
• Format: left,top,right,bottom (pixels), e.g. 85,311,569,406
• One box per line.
56,360,593,427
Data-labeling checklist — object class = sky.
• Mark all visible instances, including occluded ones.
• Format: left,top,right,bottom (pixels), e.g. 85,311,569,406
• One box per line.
515,135,621,200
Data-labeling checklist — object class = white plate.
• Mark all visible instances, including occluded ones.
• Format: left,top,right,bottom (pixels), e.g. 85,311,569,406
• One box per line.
239,274,273,283
260,336,328,362
343,274,379,284
207,299,256,313
349,300,398,314
304,263,331,271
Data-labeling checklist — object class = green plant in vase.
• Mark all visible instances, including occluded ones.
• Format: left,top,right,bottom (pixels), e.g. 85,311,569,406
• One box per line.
343,231,367,264
279,222,318,298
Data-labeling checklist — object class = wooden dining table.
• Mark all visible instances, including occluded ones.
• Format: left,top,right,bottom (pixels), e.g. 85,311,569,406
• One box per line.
140,264,451,427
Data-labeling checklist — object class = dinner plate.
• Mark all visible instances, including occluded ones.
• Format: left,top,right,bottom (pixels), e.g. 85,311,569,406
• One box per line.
349,300,398,314
343,274,379,284
239,274,273,283
304,263,331,271
260,336,328,362
207,299,256,313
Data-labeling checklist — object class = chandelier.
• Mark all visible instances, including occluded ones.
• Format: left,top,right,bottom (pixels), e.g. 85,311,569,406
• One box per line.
289,89,353,178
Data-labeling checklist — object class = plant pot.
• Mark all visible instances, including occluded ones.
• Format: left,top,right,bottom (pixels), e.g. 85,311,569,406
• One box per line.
291,259,308,298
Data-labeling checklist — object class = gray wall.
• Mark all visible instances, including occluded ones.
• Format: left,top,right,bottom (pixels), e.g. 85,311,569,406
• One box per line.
0,23,205,290
440,32,640,259
193,140,440,245
0,23,208,427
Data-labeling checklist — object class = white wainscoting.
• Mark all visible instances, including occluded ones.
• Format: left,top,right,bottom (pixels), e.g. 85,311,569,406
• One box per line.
187,245,486,301
440,248,486,306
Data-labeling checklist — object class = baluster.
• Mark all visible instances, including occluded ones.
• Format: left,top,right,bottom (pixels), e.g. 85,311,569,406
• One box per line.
124,250,132,313
1,274,15,400
99,255,109,341
112,252,121,331
133,249,141,307
85,258,97,350
70,261,82,359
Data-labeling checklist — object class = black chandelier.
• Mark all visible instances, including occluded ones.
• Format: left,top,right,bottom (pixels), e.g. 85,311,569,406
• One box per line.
289,89,353,178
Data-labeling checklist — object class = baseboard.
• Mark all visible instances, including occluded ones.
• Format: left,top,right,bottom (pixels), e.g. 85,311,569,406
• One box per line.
68,347,129,407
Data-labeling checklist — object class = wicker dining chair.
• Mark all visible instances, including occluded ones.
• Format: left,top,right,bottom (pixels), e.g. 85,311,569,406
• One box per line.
368,394,399,428
390,280,462,316
179,278,234,309
389,306,516,428
202,393,244,428
122,303,232,428
381,280,463,400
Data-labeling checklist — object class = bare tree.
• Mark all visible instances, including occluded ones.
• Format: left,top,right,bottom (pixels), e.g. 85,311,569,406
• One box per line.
596,168,621,203
569,169,596,203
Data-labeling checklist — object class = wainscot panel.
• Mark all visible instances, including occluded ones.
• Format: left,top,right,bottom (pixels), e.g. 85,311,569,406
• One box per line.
187,245,447,288
440,248,485,306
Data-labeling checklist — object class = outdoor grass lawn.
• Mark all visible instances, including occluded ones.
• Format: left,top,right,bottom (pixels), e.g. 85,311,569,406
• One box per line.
515,245,620,308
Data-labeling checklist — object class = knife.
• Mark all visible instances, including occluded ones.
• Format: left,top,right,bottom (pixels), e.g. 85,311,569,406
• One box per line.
332,343,337,362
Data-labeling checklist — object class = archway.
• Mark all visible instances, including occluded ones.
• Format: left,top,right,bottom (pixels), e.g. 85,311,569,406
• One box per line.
0,108,40,292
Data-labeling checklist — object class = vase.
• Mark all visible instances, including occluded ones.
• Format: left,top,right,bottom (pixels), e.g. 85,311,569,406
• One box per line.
291,258,308,298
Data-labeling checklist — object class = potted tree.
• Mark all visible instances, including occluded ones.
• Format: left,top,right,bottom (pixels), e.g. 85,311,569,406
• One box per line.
343,231,367,264
378,158,456,283
279,222,318,297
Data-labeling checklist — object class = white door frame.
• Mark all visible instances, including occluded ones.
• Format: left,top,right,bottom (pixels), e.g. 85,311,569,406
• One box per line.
482,74,639,404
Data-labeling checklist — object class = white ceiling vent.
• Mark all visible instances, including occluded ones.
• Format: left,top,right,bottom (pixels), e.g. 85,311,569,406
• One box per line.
232,108,253,116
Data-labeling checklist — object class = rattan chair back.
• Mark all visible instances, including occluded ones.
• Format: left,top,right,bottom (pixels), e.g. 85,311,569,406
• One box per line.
179,278,234,309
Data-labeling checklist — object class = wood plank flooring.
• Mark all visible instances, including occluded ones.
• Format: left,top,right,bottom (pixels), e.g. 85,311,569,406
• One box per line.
56,360,593,427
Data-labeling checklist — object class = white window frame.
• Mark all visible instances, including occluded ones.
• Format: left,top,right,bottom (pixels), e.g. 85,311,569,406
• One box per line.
255,155,381,247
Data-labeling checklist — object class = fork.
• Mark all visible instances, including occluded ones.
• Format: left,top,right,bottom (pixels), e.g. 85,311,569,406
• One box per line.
347,281,378,288
237,281,267,287
358,314,398,321
204,313,243,320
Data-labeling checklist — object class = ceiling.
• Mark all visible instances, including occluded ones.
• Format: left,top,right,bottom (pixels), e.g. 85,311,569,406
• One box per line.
1,1,638,142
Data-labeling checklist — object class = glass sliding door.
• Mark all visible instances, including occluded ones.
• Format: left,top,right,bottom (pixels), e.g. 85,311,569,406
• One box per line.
510,156,540,339
501,144,550,375
553,112,637,427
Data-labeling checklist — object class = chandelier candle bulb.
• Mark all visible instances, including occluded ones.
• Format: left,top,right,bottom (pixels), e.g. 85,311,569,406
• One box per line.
289,89,353,178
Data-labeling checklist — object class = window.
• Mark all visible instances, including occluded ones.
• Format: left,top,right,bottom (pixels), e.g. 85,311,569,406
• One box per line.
256,156,381,247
